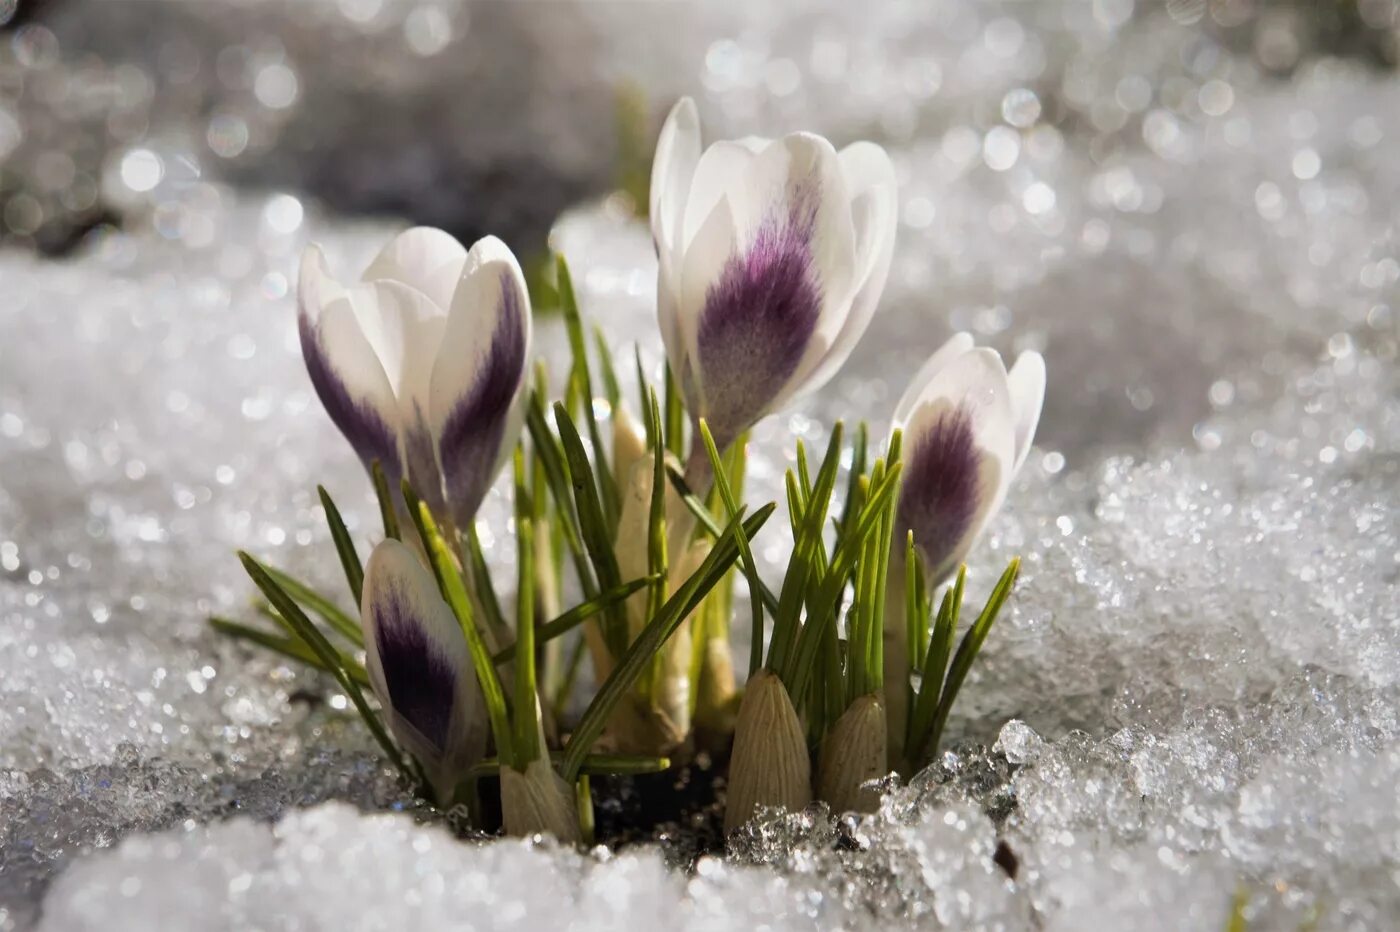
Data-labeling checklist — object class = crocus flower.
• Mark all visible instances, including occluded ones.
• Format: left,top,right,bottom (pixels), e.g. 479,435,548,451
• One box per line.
298,228,531,528
892,333,1045,583
649,97,898,449
361,538,488,803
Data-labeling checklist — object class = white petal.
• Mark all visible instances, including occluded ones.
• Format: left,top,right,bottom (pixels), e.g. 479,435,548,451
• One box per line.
367,281,449,510
791,142,899,397
362,226,468,313
361,539,487,799
892,331,976,428
428,236,532,528
746,133,859,409
897,348,1017,580
680,139,765,251
650,97,702,261
1007,350,1046,473
298,246,403,478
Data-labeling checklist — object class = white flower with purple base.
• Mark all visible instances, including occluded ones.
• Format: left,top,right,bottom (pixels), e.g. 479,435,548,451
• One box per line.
361,538,488,803
893,333,1045,583
649,97,898,449
298,227,531,528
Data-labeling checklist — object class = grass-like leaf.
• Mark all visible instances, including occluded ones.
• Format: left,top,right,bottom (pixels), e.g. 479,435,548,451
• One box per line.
263,566,362,648
554,401,627,656
556,254,619,534
697,419,766,679
492,575,655,663
237,552,412,780
560,504,775,782
468,752,671,779
370,460,400,541
925,558,1019,756
664,462,781,614
209,616,370,687
317,485,364,606
415,503,516,769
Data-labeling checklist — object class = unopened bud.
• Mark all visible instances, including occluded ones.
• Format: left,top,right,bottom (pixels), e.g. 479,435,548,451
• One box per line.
500,757,581,843
724,669,811,833
816,693,888,814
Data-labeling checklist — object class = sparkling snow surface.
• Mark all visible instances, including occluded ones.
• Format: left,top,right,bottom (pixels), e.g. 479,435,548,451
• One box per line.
3,2,1399,930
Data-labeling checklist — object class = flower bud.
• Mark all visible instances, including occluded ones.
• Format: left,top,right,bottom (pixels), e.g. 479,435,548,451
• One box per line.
724,669,811,833
500,757,581,843
816,693,888,814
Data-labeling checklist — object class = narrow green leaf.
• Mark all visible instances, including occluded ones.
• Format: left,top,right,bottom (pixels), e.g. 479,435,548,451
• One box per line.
925,558,1019,757
553,401,626,655
415,504,516,769
593,326,621,408
493,575,655,663
468,752,671,779
698,419,766,680
513,509,540,765
318,485,364,606
561,504,775,781
209,616,370,687
264,566,362,647
555,254,619,534
645,388,668,625
662,361,684,459
769,423,845,681
462,521,510,643
370,460,400,541
665,460,781,603
524,393,587,562
784,460,902,704
237,553,411,780
907,579,956,759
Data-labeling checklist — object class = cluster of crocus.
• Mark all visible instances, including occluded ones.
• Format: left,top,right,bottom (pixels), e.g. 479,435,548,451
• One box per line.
217,95,1044,843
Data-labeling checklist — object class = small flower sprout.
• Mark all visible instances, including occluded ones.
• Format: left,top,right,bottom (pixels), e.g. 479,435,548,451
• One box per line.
214,98,1044,845
298,228,532,528
649,97,898,449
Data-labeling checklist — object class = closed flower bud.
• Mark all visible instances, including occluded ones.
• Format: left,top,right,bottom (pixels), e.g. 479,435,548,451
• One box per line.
816,693,888,815
500,757,581,843
298,229,531,528
724,670,811,833
360,539,488,804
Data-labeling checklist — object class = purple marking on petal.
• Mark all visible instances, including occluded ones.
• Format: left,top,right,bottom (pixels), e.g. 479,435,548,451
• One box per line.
896,404,990,578
372,580,457,752
696,189,822,445
298,313,400,481
404,402,446,517
438,271,526,526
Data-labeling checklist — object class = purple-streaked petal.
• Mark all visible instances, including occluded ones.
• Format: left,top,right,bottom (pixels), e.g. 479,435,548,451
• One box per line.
690,192,824,447
362,226,467,313
676,134,856,441
1007,351,1046,474
298,246,402,481
788,141,898,399
892,331,976,426
894,348,1016,581
361,539,486,799
429,236,531,529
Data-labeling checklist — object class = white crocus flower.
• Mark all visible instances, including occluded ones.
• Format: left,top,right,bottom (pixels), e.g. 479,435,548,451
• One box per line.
884,333,1044,763
892,333,1045,583
649,97,898,450
297,227,532,528
360,539,488,804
